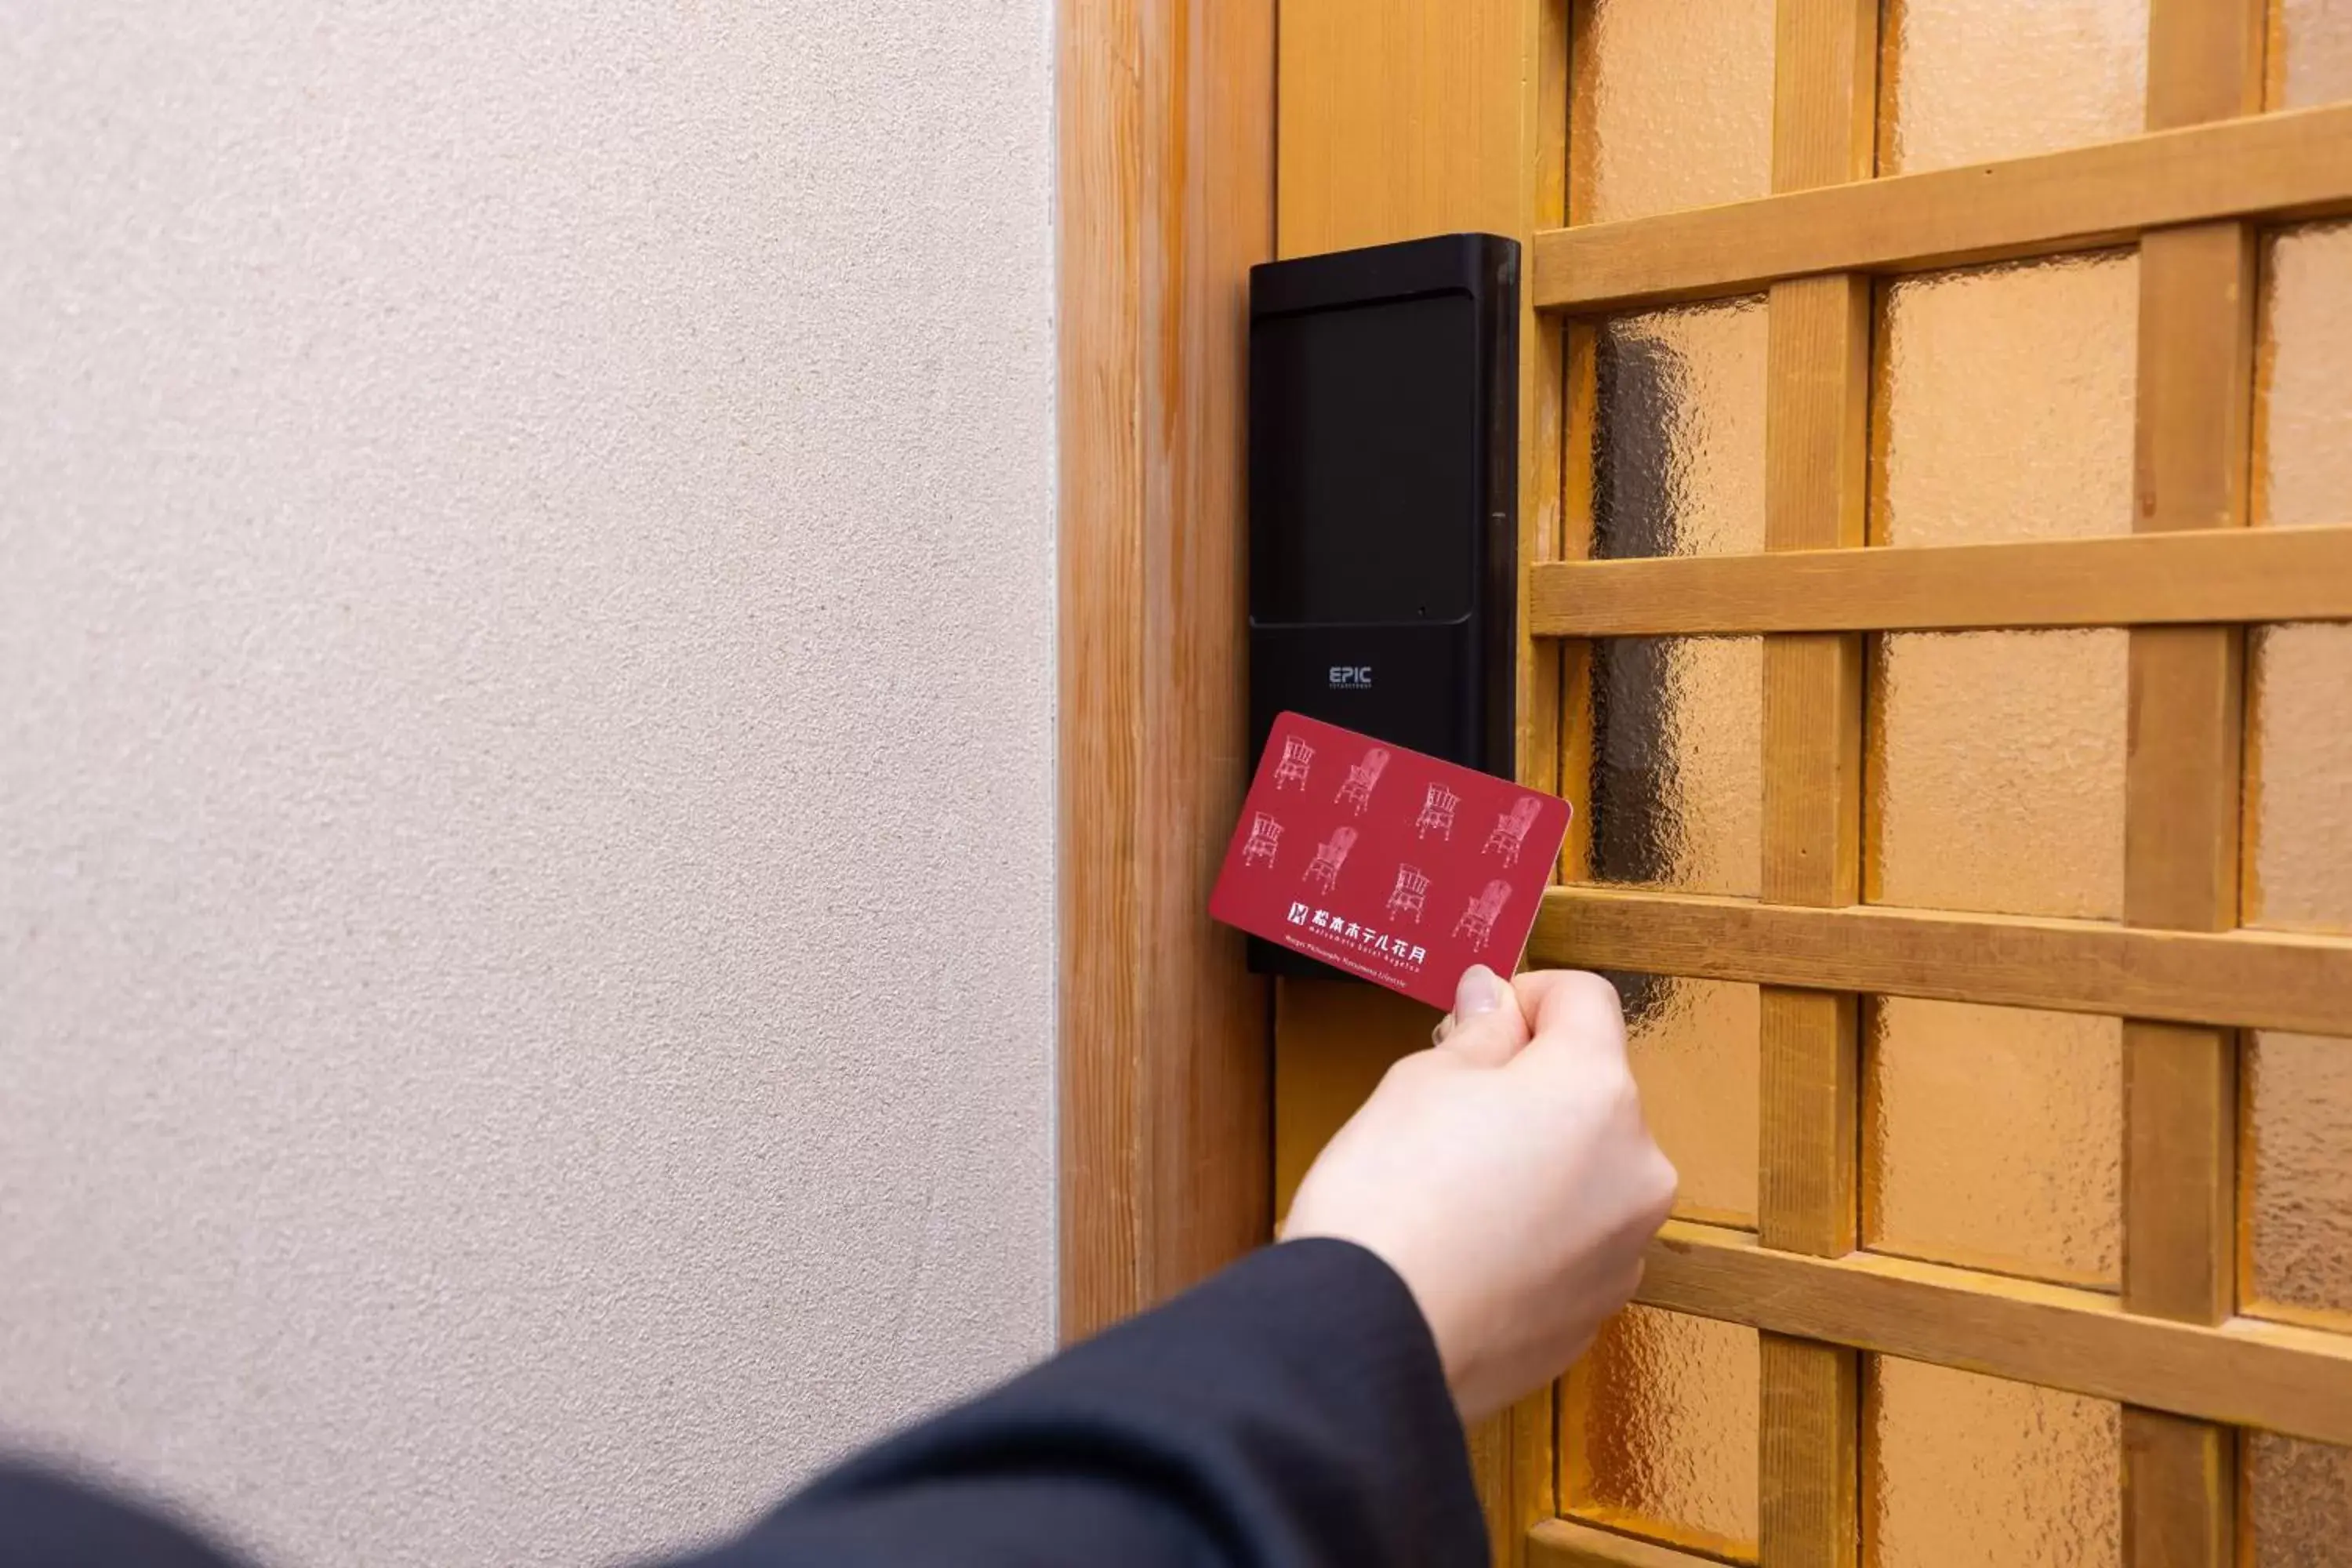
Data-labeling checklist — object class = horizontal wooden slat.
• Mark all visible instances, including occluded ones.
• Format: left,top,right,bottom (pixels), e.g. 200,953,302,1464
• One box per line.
1637,1221,2352,1447
1530,888,2352,1035
1528,524,2352,636
1531,100,2352,312
1530,1518,1727,1568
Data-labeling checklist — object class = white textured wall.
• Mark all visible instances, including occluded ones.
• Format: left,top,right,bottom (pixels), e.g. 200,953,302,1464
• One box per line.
0,5,1056,1566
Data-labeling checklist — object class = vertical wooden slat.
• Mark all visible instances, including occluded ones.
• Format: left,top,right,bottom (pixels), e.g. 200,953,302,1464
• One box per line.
1059,0,1277,1341
1758,5,1877,1568
1512,2,1574,1554
2123,2,2263,1565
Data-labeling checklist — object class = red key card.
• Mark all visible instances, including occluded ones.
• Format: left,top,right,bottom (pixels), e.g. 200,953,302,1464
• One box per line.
1210,711,1571,1011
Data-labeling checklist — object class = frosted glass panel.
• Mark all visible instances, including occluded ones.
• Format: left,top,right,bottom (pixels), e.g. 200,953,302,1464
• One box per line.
1589,638,1762,898
1878,0,2147,174
1608,974,1759,1229
2246,1432,2352,1568
1867,631,2129,920
2245,1031,2352,1330
1592,299,1769,560
1570,1306,1761,1560
1573,0,1774,224
2271,0,2352,107
2247,626,2352,933
2255,223,2352,534
1872,255,2139,548
1864,999,2122,1288
1864,1358,2122,1568
2248,225,2352,932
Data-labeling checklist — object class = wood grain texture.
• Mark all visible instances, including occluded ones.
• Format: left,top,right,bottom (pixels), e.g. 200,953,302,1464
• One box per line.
1530,100,2352,312
1510,7,1570,1552
1762,277,1872,558
2123,1017,2240,1338
1760,1334,1858,1568
1770,0,1877,191
1470,1388,1567,1568
1554,321,1600,887
1756,12,1875,1566
1639,1221,2352,1447
2123,5,2264,1560
2146,0,2266,132
1759,987,1857,1256
1530,888,2352,1036
1058,0,1275,1341
1528,1518,1724,1568
2136,224,2258,538
1276,0,1533,255
1526,524,2352,635
1520,0,1570,890
2122,1411,2235,1568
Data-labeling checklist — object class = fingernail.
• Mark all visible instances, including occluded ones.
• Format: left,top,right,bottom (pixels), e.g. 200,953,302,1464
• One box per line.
1454,964,1502,1018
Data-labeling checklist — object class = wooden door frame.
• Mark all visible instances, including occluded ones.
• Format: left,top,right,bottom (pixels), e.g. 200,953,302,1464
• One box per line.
1055,0,1279,1341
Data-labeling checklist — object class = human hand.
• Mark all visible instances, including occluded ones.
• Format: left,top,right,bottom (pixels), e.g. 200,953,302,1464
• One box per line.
1281,965,1676,1423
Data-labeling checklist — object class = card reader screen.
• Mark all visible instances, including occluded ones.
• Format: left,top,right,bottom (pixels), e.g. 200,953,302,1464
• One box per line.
1250,292,1479,627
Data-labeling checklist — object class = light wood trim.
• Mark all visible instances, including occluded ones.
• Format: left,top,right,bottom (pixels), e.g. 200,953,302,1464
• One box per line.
1638,1221,2352,1448
2122,5,2263,1562
1526,524,2352,637
2120,241,2259,1304
1530,100,2352,313
1530,1519,1730,1568
1530,888,2352,1035
1513,9,1572,1555
1770,0,1875,190
2146,0,2265,131
1755,7,1875,1564
1057,0,1274,1340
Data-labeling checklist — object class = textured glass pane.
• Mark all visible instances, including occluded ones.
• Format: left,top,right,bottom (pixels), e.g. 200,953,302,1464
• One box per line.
1872,255,2140,548
2271,0,2352,107
1572,0,1774,225
1606,974,1759,1228
1592,299,1769,560
2255,223,2352,535
1867,631,2129,920
2244,1031,2352,1330
1878,0,2147,175
1864,1358,2122,1568
1864,999,2122,1288
2247,626,2352,933
1590,638,1762,898
2246,1432,2352,1568
2246,224,2352,931
1570,1306,1761,1560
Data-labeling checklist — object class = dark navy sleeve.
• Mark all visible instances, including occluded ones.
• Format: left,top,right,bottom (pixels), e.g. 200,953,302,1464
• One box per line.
662,1238,1486,1568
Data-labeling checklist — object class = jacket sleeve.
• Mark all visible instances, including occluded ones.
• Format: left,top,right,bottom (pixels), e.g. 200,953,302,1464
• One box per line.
660,1238,1488,1568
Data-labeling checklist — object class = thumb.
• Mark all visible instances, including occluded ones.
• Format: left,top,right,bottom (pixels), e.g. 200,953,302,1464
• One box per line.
1432,964,1532,1068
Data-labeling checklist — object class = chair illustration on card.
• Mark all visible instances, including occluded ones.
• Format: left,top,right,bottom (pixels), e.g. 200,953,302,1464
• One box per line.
1241,811,1283,869
1272,736,1315,792
1386,863,1428,924
1415,784,1458,841
1302,826,1358,894
1452,878,1511,946
1334,747,1391,816
1483,797,1543,867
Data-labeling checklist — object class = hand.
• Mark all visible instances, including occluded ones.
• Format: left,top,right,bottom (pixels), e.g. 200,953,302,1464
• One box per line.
1281,965,1677,1423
